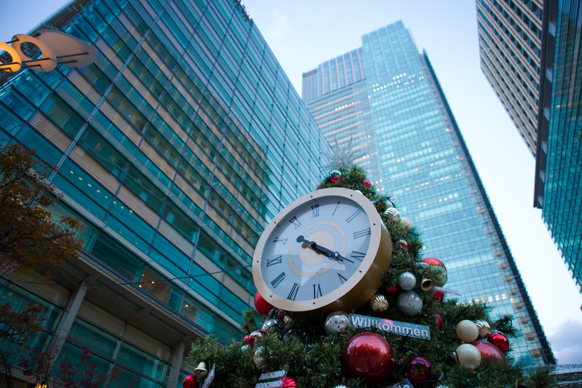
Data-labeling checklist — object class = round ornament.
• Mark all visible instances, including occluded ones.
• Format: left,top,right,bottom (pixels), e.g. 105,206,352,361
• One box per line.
386,285,400,295
330,170,342,183
182,374,196,388
400,217,412,231
433,290,444,302
434,314,443,329
362,179,372,188
471,340,505,362
454,343,481,370
384,207,400,221
475,320,491,339
396,238,409,251
397,272,417,291
405,356,432,382
254,292,273,316
456,320,479,342
281,377,298,388
324,311,352,335
253,346,264,367
343,332,394,384
421,257,447,284
487,332,509,353
243,334,250,344
261,319,278,332
370,294,389,312
397,290,423,316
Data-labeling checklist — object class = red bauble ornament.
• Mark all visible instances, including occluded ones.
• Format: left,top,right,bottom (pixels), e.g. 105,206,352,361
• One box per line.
421,257,446,269
182,374,196,388
362,179,372,188
433,290,444,302
281,377,298,387
343,332,394,384
386,285,400,295
254,292,272,316
243,335,250,344
487,332,509,353
434,314,443,329
472,340,505,361
405,356,432,382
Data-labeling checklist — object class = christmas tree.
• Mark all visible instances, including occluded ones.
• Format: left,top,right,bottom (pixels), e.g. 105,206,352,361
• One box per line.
184,165,554,388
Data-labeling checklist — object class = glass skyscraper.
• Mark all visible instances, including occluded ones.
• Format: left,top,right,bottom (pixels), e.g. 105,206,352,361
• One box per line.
302,21,554,365
0,0,329,385
534,0,582,293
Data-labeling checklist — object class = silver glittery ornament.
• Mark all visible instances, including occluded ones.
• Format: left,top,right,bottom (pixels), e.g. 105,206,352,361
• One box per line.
385,207,400,221
475,320,491,338
249,330,264,341
370,294,389,312
261,319,278,332
397,290,423,316
253,346,264,367
324,311,352,335
397,272,417,290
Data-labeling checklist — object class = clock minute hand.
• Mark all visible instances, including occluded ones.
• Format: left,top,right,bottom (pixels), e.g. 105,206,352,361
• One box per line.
296,236,353,263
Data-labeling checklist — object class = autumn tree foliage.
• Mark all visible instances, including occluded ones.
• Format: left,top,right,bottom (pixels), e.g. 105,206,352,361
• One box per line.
0,143,83,277
0,144,84,387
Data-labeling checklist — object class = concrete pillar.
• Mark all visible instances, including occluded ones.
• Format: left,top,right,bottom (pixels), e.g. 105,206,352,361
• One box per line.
167,340,186,388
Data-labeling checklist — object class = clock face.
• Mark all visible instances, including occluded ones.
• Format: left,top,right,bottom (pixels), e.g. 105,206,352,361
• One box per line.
253,188,392,315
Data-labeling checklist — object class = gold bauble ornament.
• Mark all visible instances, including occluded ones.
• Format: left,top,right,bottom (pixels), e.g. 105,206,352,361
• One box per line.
370,294,389,312
475,320,491,338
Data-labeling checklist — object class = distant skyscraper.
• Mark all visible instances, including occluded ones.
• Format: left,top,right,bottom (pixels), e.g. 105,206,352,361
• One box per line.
303,21,554,364
534,0,582,292
476,0,544,155
0,0,329,385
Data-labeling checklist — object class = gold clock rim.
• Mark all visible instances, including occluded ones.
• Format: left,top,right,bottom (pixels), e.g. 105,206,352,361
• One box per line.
252,187,392,316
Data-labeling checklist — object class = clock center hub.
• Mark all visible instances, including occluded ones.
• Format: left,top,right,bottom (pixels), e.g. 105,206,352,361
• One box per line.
298,230,336,266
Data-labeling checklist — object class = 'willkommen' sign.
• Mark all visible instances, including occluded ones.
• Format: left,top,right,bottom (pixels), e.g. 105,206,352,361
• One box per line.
350,314,431,340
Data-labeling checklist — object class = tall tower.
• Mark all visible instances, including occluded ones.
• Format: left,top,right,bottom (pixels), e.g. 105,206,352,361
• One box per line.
476,0,544,155
0,0,329,384
302,21,554,365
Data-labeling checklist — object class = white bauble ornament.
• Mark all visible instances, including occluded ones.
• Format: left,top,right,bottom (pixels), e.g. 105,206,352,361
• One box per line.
397,272,417,291
400,217,412,231
454,343,481,370
456,320,479,342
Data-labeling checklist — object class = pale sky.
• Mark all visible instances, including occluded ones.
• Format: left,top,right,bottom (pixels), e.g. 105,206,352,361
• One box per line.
2,0,581,364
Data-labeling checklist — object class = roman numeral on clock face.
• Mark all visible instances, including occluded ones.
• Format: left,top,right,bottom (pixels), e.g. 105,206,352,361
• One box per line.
350,251,366,261
271,272,286,288
288,216,301,229
353,228,371,239
288,283,299,300
311,204,320,218
337,273,347,284
267,256,282,267
273,236,287,244
346,209,362,223
313,283,322,298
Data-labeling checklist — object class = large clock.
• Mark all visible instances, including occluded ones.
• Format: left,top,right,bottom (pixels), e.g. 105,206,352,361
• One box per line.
252,188,392,316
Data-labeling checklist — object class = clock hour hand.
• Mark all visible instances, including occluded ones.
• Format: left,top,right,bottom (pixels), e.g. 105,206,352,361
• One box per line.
296,236,353,263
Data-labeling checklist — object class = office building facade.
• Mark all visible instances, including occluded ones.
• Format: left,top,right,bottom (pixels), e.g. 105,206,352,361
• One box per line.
303,21,554,364
0,0,329,385
476,0,544,155
534,0,582,292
